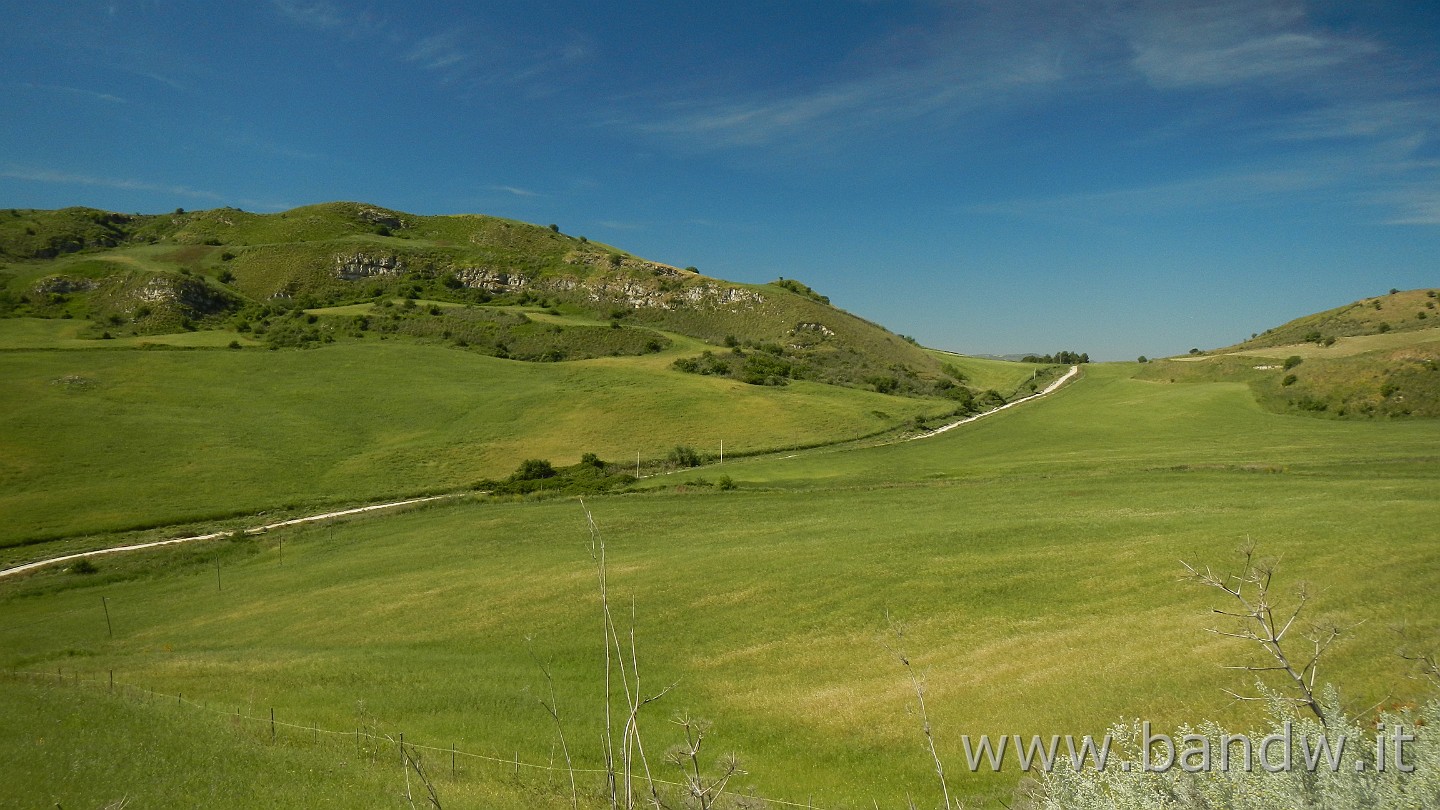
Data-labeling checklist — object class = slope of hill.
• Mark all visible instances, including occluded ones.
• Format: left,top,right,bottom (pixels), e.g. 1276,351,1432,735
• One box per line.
1140,288,1440,418
1226,287,1439,351
0,203,953,394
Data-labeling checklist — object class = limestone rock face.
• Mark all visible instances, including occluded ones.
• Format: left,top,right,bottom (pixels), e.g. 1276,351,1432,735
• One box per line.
132,276,234,314
453,267,531,292
32,276,99,296
334,253,404,280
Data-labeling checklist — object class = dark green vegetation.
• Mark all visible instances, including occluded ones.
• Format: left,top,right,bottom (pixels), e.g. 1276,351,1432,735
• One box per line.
0,203,954,390
1141,293,1440,419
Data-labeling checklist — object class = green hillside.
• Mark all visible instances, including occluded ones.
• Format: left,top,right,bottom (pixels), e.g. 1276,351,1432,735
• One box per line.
1141,289,1440,418
1225,287,1439,351
0,203,953,393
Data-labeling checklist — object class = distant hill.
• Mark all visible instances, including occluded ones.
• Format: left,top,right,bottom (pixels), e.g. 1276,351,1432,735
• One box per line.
1141,287,1440,418
1225,288,1439,351
0,202,967,398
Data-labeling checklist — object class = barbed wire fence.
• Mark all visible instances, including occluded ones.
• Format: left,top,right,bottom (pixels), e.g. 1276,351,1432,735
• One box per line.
6,667,840,810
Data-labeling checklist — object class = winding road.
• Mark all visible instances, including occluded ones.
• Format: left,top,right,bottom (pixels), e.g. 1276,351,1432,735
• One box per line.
0,495,458,580
1,365,1080,580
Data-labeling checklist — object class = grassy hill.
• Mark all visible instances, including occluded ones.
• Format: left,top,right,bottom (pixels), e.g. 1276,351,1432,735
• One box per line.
0,202,1025,546
0,203,955,394
1,363,1435,808
1140,288,1440,418
1225,287,1439,351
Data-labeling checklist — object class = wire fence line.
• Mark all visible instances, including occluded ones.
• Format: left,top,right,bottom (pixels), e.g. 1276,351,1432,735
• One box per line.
7,667,839,810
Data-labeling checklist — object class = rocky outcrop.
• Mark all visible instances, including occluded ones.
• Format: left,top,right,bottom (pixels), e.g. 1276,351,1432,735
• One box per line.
132,276,235,314
564,250,689,278
334,252,404,280
581,278,766,310
359,207,405,230
793,322,836,338
32,276,99,296
453,267,531,292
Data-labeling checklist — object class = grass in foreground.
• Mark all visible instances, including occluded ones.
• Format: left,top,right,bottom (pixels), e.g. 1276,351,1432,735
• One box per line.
2,363,1436,807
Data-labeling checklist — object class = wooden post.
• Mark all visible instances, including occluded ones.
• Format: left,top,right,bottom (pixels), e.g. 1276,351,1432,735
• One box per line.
399,732,405,767
215,553,222,592
271,707,276,740
452,743,456,780
279,535,283,565
102,596,113,639
109,669,113,692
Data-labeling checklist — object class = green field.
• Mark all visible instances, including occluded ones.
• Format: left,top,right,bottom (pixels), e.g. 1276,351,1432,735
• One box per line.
0,334,957,548
3,361,1436,808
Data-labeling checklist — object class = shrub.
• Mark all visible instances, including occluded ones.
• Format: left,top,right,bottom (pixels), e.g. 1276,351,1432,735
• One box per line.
580,452,604,468
1137,356,1148,363
1378,323,1391,333
228,340,241,349
71,559,98,575
1281,374,1298,386
218,269,235,284
511,459,557,481
1283,355,1303,370
717,475,736,491
668,446,701,468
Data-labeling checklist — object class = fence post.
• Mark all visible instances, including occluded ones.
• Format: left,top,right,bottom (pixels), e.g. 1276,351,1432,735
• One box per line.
102,596,113,638
271,707,276,740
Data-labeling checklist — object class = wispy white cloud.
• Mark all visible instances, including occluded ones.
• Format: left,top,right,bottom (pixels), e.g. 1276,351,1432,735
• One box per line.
594,220,645,231
489,185,540,198
1120,1,1379,89
224,133,324,162
19,83,126,104
406,32,468,71
967,167,1332,220
630,46,1062,148
1370,185,1440,226
270,0,348,31
2,166,293,212
1,167,226,201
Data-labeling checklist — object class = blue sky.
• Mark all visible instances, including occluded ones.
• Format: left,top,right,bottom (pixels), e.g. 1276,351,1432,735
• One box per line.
2,1,1438,359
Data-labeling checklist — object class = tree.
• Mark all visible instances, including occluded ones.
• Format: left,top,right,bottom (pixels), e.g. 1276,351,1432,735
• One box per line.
549,224,560,233
667,446,701,468
1137,356,1148,363
511,459,557,481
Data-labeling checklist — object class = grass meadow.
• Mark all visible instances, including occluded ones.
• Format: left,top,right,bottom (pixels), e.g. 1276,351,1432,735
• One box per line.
0,333,949,548
2,361,1437,807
